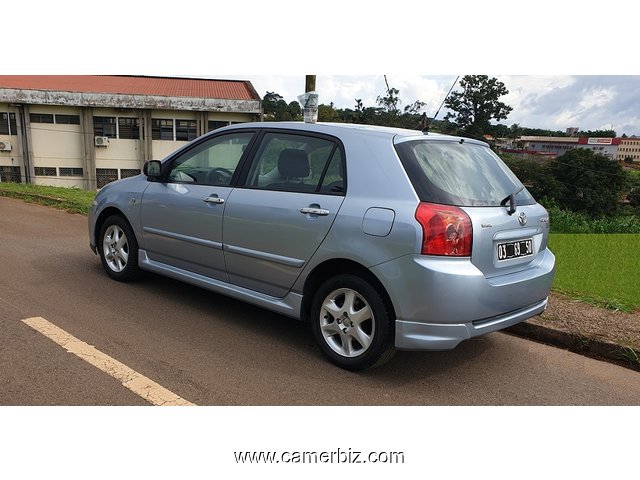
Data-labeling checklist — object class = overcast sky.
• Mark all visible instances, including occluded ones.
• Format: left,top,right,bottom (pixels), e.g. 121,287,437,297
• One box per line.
216,75,640,136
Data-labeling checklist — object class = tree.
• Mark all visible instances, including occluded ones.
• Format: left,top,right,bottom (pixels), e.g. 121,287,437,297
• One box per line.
376,87,400,114
444,75,513,138
262,92,301,121
317,102,340,122
578,129,617,138
546,148,627,216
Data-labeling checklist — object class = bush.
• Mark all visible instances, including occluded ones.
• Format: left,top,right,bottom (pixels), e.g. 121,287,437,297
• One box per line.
542,200,640,234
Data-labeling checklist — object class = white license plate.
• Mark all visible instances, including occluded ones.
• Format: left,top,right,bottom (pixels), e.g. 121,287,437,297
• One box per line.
497,238,533,261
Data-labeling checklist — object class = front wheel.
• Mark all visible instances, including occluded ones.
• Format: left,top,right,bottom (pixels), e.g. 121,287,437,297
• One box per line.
98,215,140,282
310,274,395,371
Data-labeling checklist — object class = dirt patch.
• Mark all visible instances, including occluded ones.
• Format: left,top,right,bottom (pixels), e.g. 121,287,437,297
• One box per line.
538,293,640,349
506,292,640,371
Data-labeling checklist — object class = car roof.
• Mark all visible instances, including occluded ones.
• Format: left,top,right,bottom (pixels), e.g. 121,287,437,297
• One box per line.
214,121,488,146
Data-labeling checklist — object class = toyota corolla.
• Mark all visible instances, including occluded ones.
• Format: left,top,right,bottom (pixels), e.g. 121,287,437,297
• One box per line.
89,122,555,370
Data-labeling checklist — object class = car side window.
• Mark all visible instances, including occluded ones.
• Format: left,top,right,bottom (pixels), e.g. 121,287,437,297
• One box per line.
167,132,254,186
245,132,345,194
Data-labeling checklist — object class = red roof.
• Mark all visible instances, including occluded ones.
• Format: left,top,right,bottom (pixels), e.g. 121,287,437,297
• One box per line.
0,75,259,101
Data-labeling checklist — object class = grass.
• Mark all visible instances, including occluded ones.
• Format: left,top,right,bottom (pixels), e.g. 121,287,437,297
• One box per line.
0,182,96,214
549,234,640,312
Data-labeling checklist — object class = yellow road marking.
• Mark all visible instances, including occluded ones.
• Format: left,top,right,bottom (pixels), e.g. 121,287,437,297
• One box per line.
22,316,196,406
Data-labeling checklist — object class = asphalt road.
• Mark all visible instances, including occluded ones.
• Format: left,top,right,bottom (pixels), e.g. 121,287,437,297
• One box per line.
1,196,639,406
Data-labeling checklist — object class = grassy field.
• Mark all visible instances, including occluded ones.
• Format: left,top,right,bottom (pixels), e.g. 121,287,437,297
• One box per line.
0,182,96,214
549,234,640,311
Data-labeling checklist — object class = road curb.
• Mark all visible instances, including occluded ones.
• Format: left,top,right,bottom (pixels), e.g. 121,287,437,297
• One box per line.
505,321,640,372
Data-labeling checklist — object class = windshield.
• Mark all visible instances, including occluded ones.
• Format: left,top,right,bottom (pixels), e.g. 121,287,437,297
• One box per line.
395,139,536,207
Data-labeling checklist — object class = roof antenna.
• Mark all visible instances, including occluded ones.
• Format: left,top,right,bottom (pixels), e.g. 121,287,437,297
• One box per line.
423,75,459,133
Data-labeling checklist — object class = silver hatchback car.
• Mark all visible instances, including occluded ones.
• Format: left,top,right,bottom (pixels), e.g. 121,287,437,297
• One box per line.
89,122,555,370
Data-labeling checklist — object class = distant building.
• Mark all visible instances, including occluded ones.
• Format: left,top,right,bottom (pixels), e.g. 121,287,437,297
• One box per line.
518,136,621,159
566,127,580,136
0,76,262,189
617,137,640,162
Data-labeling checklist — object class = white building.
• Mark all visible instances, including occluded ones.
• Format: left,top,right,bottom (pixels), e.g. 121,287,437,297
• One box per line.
0,76,262,189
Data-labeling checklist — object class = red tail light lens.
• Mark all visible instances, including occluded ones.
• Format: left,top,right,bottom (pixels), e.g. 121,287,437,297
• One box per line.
415,203,473,256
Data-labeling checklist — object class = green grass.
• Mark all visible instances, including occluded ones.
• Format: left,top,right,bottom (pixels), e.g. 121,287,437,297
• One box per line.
549,234,640,311
0,182,96,214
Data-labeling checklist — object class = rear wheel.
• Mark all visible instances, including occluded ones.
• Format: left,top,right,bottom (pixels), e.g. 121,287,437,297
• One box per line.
310,274,395,371
98,215,140,282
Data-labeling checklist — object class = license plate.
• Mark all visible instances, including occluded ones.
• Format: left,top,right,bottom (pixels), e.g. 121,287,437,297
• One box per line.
497,238,533,261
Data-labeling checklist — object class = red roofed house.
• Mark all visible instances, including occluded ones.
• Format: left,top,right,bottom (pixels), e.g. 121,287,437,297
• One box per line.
0,76,262,189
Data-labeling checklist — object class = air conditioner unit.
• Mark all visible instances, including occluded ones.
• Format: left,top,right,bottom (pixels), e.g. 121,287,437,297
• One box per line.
0,141,12,151
94,136,110,147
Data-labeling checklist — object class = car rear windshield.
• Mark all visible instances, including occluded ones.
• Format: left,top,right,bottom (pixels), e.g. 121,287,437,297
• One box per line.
394,139,535,207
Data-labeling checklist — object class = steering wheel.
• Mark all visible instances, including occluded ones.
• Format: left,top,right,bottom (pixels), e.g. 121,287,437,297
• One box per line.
206,168,234,185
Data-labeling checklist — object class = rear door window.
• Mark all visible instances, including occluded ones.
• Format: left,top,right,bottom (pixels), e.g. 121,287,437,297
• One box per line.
395,139,535,207
243,132,345,194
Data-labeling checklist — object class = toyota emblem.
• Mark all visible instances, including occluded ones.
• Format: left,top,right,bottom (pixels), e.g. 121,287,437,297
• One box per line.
517,211,527,226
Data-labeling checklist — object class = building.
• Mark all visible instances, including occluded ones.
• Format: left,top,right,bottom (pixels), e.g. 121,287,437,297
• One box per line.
0,76,262,189
617,137,640,162
518,136,622,159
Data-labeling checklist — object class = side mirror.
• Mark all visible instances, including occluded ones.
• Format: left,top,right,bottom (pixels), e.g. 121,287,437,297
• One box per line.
143,160,162,179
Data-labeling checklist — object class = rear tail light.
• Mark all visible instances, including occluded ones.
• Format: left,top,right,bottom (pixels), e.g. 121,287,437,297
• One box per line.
415,203,473,256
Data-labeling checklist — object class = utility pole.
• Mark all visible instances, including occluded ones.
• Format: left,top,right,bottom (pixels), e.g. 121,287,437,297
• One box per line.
305,75,316,93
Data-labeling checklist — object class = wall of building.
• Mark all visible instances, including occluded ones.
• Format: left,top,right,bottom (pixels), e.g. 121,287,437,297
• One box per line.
1,102,256,189
29,105,85,188
618,138,640,162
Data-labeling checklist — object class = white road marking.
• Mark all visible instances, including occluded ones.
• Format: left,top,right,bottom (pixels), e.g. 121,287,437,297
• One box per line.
22,316,196,406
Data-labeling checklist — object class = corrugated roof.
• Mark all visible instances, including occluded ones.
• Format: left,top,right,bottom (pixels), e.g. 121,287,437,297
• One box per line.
0,75,260,101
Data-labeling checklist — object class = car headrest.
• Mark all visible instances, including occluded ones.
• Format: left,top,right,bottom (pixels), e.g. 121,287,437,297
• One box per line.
278,149,310,178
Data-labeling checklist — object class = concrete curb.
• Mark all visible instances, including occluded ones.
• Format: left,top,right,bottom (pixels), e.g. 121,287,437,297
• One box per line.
505,321,640,372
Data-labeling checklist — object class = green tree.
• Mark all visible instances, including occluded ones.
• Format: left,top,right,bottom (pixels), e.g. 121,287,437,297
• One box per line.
578,129,617,138
547,148,627,216
444,75,513,138
262,92,301,121
317,102,341,122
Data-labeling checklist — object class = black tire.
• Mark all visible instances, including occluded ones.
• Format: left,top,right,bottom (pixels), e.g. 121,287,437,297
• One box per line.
310,274,395,371
98,215,140,282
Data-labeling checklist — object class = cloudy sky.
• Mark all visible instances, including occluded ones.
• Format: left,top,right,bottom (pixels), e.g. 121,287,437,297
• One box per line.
216,75,640,136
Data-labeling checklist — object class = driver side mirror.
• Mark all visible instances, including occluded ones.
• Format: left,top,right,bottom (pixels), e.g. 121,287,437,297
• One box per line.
143,160,162,180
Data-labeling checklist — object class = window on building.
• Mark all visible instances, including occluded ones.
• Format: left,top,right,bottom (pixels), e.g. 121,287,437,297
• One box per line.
120,168,141,179
55,114,80,125
0,166,21,183
59,167,84,177
118,117,142,140
176,120,197,141
34,167,57,176
93,117,117,138
152,119,174,140
0,113,17,135
208,120,229,132
96,168,119,188
30,113,54,124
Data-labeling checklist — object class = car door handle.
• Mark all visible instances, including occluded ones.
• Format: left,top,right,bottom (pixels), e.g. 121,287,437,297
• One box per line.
203,196,225,204
300,207,329,216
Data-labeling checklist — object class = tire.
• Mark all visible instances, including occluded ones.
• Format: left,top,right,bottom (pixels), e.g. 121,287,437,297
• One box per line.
98,215,140,282
310,274,395,371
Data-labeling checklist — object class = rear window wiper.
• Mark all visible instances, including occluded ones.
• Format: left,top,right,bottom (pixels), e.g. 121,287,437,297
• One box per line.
500,186,525,215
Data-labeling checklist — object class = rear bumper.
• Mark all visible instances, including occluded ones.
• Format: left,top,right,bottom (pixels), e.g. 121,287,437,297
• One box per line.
370,249,555,351
395,297,548,350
